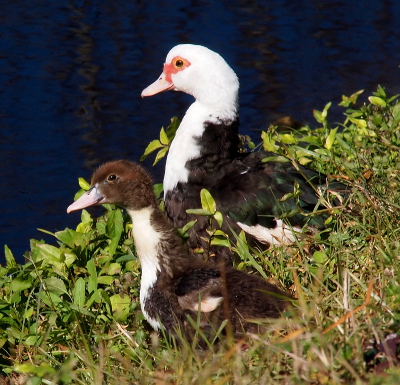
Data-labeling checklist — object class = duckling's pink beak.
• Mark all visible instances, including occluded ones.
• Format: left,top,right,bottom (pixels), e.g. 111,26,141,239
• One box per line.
141,71,175,97
67,186,106,213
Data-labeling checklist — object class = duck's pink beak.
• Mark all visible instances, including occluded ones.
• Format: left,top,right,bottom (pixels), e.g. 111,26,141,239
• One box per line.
141,71,175,97
67,186,106,213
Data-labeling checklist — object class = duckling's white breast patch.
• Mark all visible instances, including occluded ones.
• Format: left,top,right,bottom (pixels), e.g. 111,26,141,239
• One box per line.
127,207,162,330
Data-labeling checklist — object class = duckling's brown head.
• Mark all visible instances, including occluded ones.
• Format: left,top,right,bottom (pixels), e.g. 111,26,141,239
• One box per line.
67,160,156,213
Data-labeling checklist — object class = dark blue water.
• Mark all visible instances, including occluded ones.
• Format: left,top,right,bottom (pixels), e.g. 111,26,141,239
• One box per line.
1,0,399,263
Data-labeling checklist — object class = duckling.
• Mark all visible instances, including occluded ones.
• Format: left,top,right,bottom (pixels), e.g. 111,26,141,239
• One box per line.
67,160,293,339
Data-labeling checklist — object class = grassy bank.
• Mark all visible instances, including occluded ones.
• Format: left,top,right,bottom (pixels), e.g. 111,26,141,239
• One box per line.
1,87,400,384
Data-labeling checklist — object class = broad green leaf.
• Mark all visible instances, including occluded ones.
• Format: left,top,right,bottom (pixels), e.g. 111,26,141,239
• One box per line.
78,177,90,190
44,276,68,295
325,127,338,150
24,307,34,320
210,236,230,248
393,103,400,122
11,277,33,293
321,102,331,119
140,139,164,161
98,276,115,285
279,134,297,144
261,131,279,152
160,127,169,145
37,244,61,262
107,263,121,276
153,183,164,199
166,116,180,141
213,211,223,228
24,335,40,346
313,251,329,264
14,363,56,376
313,109,323,123
86,258,98,293
106,209,124,256
109,236,121,257
116,254,136,263
110,293,131,322
368,96,386,107
64,252,77,267
153,146,169,165
73,277,86,307
180,220,197,234
56,228,87,248
200,189,216,214
4,245,16,269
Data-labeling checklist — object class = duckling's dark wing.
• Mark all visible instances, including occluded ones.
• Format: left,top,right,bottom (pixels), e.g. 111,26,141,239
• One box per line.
175,268,223,312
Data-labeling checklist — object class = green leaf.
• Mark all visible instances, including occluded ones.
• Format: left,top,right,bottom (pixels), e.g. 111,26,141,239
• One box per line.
78,177,90,190
393,103,400,122
56,228,87,248
73,277,86,307
279,134,297,144
200,189,216,214
313,251,329,264
86,258,98,293
368,96,386,107
339,89,364,107
160,127,169,145
64,252,77,267
261,131,279,152
313,109,323,123
153,183,164,199
262,155,290,163
325,127,338,150
4,245,17,269
186,208,213,216
98,276,114,285
322,102,331,119
153,146,169,165
110,293,131,322
44,276,68,295
213,211,223,228
11,277,33,293
140,139,164,161
165,116,180,141
107,263,121,276
15,363,56,377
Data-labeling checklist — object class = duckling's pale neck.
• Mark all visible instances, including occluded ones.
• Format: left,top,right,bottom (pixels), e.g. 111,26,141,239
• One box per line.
127,206,164,330
126,205,182,331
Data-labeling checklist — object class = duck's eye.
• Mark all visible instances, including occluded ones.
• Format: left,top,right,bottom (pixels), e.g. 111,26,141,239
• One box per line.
175,59,184,68
107,174,117,183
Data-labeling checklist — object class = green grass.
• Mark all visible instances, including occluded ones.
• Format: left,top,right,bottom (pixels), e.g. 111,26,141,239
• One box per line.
1,86,400,384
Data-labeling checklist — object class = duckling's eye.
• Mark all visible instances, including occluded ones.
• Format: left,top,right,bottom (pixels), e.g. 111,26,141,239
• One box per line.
175,59,184,67
107,174,117,183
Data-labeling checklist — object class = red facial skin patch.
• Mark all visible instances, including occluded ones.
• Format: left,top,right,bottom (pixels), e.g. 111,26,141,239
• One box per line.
164,56,191,83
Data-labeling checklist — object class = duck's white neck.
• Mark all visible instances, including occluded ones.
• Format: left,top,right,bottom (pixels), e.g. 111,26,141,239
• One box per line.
127,206,162,330
163,97,238,195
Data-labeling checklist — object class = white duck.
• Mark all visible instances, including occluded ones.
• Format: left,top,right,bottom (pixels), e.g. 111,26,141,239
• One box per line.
142,44,346,261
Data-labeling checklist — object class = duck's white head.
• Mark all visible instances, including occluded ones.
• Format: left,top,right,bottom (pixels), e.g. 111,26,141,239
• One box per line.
142,44,239,113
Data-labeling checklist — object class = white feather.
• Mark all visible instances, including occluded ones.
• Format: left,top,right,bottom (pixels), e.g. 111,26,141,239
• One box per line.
127,207,162,330
237,219,301,245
